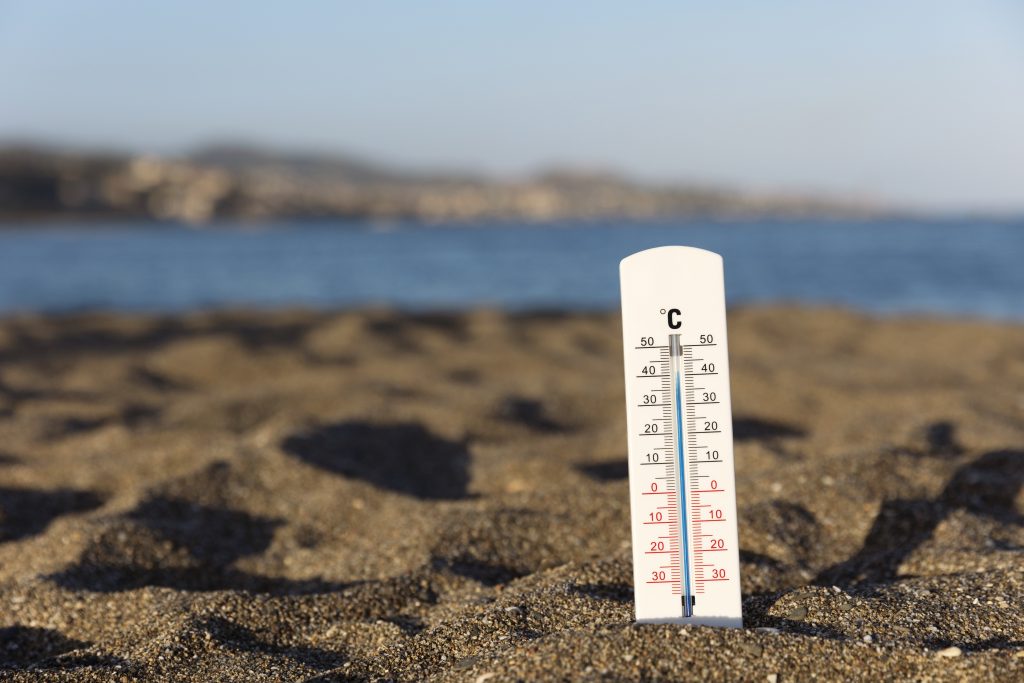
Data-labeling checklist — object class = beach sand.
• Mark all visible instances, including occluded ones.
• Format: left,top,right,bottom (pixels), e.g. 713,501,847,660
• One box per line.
0,307,1021,681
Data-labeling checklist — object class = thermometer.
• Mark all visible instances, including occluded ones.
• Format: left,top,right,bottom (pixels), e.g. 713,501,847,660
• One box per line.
620,246,742,627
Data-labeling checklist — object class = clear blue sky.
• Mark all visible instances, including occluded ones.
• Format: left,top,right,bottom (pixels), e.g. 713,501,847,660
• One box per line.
1,1,1022,212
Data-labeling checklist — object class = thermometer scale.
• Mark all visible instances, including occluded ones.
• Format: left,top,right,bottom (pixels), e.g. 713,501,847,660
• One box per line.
620,246,742,627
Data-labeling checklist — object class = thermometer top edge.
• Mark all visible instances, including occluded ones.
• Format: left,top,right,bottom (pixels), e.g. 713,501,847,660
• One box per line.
619,245,723,270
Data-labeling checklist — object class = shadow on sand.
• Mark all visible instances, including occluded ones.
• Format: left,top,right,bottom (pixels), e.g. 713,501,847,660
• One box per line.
0,487,105,543
281,421,472,500
0,625,132,674
816,448,1024,587
50,494,347,595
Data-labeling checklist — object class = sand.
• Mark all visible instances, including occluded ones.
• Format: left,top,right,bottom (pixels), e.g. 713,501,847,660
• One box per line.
0,307,1021,681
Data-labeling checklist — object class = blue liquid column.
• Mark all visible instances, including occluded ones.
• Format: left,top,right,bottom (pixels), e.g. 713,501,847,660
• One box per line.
669,333,693,617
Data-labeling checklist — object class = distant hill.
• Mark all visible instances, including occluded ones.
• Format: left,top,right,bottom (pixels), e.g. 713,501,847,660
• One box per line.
189,144,424,184
0,144,885,224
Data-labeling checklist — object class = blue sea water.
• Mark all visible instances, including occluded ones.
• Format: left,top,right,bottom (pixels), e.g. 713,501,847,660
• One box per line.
0,218,1021,319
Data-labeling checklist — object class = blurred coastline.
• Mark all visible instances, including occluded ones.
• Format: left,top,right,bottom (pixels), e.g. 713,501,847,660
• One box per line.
0,144,886,226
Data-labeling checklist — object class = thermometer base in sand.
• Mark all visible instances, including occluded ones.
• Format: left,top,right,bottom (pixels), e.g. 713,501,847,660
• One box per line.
620,246,742,627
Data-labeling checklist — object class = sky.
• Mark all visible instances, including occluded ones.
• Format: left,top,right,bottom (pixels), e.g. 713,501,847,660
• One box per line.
1,1,1023,213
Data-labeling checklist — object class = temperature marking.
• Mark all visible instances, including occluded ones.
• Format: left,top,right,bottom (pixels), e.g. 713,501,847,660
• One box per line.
620,246,742,628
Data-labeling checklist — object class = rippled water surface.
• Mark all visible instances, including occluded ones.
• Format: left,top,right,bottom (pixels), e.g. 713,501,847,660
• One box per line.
0,218,1021,319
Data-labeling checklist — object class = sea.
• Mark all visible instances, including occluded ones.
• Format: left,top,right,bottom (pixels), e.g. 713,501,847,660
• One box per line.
0,217,1021,320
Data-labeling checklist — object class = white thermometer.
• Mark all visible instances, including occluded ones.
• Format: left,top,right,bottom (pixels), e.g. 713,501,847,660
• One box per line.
620,246,742,627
